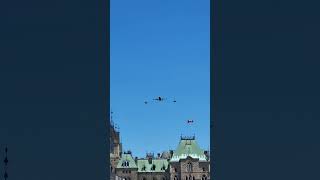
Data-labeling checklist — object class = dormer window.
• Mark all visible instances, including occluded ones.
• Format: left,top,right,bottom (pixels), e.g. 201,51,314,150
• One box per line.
142,165,146,171
122,161,129,167
151,164,156,171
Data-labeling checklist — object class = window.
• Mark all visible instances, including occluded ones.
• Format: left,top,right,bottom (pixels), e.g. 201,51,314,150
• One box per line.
186,162,193,172
174,168,177,172
122,161,129,167
129,170,131,173
202,175,207,180
151,164,156,171
203,167,206,172
174,176,178,180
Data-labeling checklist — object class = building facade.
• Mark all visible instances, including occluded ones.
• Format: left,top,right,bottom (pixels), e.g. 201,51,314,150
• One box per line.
110,121,123,180
110,122,210,180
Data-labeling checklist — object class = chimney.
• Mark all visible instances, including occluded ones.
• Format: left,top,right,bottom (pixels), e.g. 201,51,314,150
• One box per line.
157,153,161,158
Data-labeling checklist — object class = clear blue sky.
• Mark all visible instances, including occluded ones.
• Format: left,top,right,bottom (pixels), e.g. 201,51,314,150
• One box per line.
111,0,210,158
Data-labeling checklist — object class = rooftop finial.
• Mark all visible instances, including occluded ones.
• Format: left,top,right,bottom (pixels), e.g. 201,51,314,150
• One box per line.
110,109,114,127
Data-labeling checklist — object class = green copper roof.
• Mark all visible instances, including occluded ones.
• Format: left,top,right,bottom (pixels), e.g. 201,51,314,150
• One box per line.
116,153,138,169
170,138,207,162
137,159,169,172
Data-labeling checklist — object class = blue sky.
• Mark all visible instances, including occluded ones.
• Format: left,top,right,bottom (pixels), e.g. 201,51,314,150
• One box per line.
110,0,210,158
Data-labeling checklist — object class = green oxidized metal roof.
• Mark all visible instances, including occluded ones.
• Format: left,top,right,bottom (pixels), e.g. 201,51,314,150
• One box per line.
170,137,207,162
116,153,138,168
137,159,169,172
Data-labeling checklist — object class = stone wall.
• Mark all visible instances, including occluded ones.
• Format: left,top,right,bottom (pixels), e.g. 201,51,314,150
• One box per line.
137,172,169,180
115,168,138,180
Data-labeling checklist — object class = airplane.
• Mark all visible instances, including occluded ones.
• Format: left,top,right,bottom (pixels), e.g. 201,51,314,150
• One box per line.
187,120,194,123
144,97,177,104
153,96,166,102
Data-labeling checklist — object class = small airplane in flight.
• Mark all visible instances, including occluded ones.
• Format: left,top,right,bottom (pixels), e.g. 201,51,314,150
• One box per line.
153,96,166,102
187,120,194,124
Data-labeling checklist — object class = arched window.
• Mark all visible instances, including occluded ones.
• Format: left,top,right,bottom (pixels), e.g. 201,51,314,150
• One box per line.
193,176,195,180
202,175,207,180
186,176,188,180
122,161,129,167
186,162,193,172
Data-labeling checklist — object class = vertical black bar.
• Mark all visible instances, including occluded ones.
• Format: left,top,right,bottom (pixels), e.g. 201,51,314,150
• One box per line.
210,0,217,178
104,0,110,178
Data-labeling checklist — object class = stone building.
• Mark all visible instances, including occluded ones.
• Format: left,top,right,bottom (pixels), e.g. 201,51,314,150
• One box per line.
169,136,210,180
110,120,123,180
111,134,210,180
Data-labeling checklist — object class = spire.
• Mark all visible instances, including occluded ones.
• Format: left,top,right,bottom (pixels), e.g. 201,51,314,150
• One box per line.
3,147,8,180
110,109,114,127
